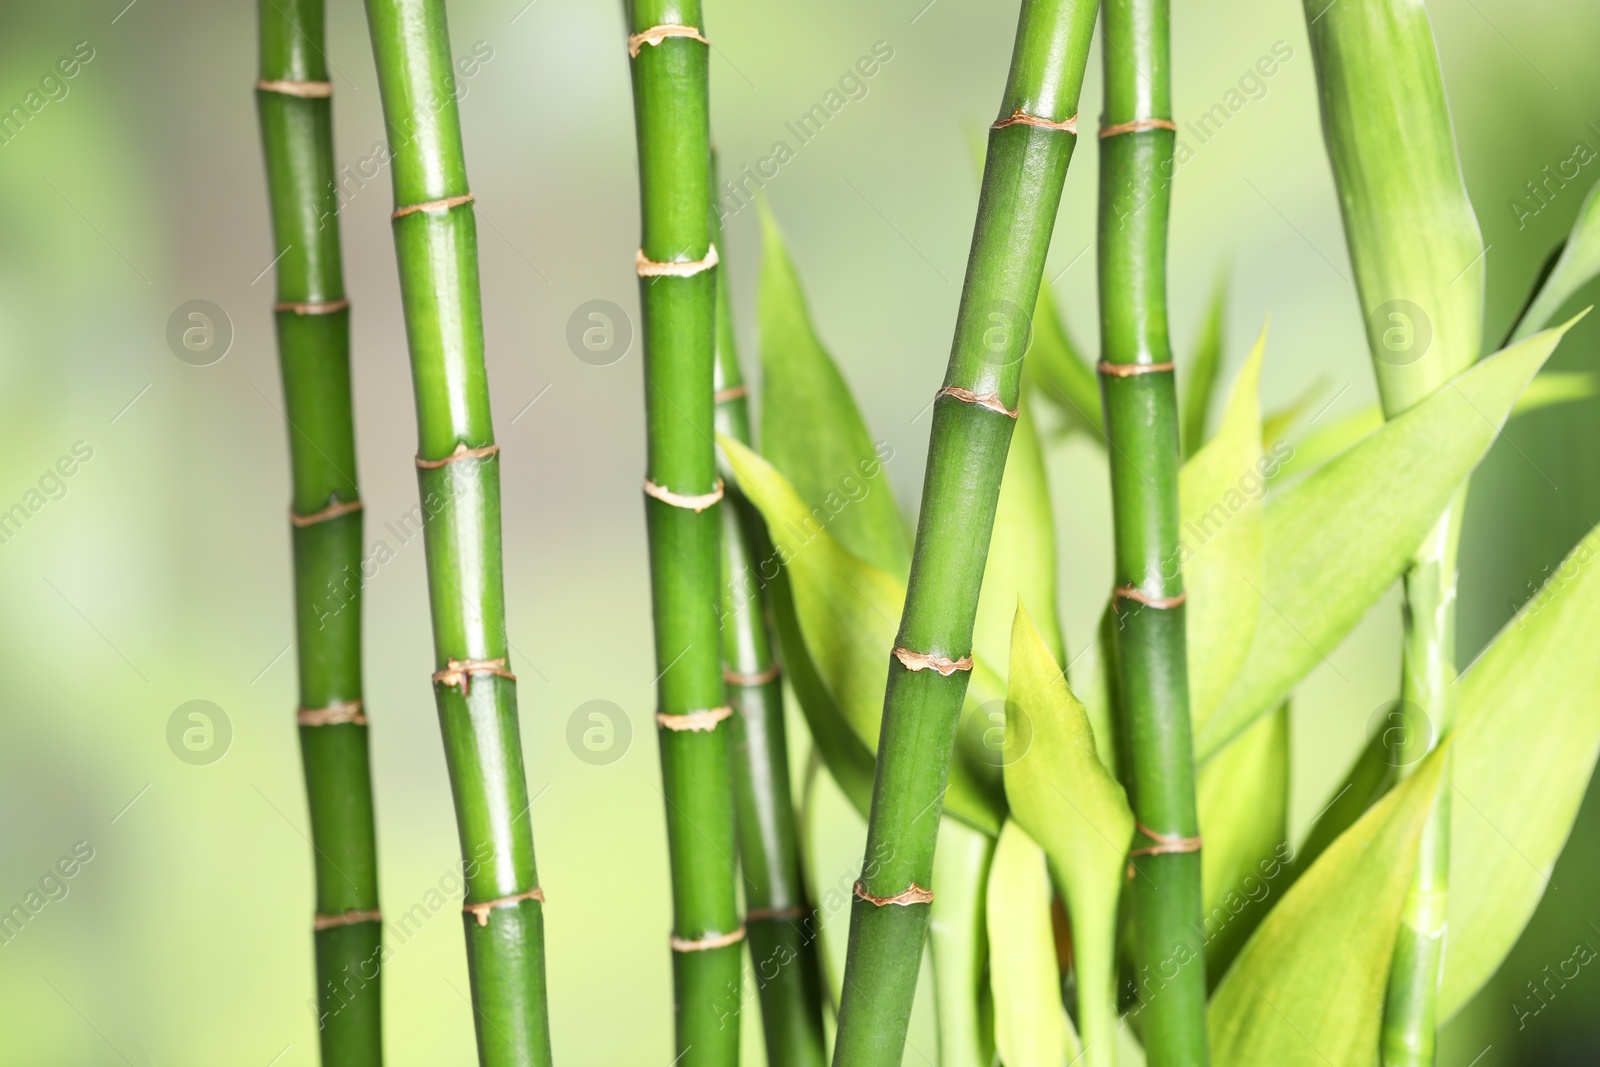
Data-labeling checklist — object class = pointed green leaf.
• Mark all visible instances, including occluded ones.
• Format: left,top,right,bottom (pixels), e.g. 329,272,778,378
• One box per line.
757,204,910,579
988,821,1081,1067
720,434,1004,833
1004,606,1132,1067
1181,275,1227,458
1440,520,1600,1018
1260,377,1329,450
931,817,998,1067
1026,281,1104,439
1291,728,1394,881
1195,703,1291,986
1197,318,1583,760
1208,744,1447,1066
1180,325,1270,727
1511,177,1600,341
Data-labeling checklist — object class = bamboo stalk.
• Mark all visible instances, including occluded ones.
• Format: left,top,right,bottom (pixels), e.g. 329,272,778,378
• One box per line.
255,2,382,1061
829,1,1098,1062
711,172,827,1067
623,4,742,1064
360,2,550,1064
1097,0,1210,1061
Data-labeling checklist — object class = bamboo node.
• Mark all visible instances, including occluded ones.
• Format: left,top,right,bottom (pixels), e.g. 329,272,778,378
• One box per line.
257,78,333,98
274,298,350,316
991,108,1079,134
746,904,811,922
432,658,516,696
297,701,368,728
627,24,710,57
1099,117,1178,139
290,498,363,527
313,908,381,930
714,384,748,404
854,880,934,907
636,243,719,278
642,477,724,513
656,706,733,732
723,663,780,687
670,926,746,952
892,646,974,676
936,385,1019,418
1097,360,1175,377
463,887,545,927
1129,822,1203,860
416,443,500,469
392,193,475,219
1112,585,1187,610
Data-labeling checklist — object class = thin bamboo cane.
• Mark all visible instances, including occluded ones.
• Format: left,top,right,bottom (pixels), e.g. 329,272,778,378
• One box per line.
256,2,382,1061
360,2,550,1064
1097,0,1209,1062
623,4,742,1064
711,185,828,1067
829,1,1098,1062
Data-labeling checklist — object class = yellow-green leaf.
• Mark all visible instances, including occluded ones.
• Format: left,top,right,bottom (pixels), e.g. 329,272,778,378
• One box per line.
1025,281,1103,439
1181,274,1227,458
1512,177,1600,341
931,817,998,1067
988,821,1080,1067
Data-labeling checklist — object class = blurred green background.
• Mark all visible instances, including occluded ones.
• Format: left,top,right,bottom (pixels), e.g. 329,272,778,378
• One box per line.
1,0,1597,1062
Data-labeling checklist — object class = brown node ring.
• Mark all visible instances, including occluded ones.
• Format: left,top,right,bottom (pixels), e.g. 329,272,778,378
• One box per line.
746,904,811,922
991,108,1079,134
463,887,545,927
1099,117,1178,139
433,658,516,696
290,498,363,528
314,908,381,930
937,385,1019,419
627,24,710,58
416,443,500,469
854,880,934,907
671,926,747,952
1112,585,1187,610
1097,360,1175,377
636,244,720,278
257,79,333,98
643,477,724,513
723,663,780,687
298,701,368,728
274,298,350,316
1128,821,1203,859
892,645,973,677
714,384,748,404
656,706,733,732
392,193,475,220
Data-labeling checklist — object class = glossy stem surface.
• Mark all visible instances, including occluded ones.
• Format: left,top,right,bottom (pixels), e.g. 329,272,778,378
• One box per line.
363,2,551,1063
830,1,1097,1063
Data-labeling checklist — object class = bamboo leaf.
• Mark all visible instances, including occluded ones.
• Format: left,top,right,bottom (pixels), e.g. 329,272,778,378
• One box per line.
1260,378,1328,450
720,434,1004,833
1181,275,1227,458
1026,281,1104,439
1292,729,1394,881
1196,318,1583,760
1439,520,1600,1018
1208,743,1447,1066
1004,606,1132,1067
1511,177,1600,341
931,817,998,1067
1179,325,1271,728
757,203,911,579
987,821,1081,1067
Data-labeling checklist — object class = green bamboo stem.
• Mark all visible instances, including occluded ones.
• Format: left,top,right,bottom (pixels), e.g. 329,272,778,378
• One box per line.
1097,0,1209,1062
829,1,1097,1062
361,2,550,1064
256,3,382,1061
623,4,742,1064
711,178,827,1067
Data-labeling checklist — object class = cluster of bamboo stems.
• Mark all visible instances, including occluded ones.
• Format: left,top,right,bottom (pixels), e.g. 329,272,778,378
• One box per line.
252,0,1560,1064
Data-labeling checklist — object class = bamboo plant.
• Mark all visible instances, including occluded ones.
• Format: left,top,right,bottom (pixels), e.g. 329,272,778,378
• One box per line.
256,0,382,1061
830,0,1099,1062
622,3,743,1065
361,1,552,1064
1096,0,1209,1061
